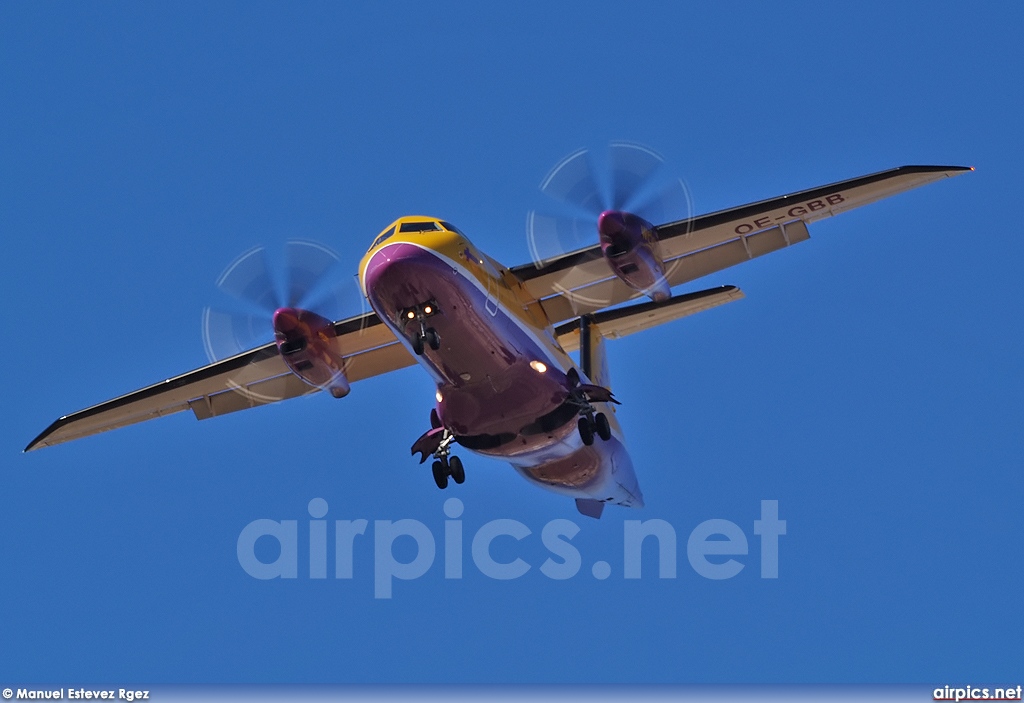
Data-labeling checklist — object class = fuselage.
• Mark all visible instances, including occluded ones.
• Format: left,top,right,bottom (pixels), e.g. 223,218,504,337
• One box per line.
358,217,643,508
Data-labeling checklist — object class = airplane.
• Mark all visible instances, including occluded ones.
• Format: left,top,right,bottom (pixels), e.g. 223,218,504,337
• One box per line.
24,159,971,519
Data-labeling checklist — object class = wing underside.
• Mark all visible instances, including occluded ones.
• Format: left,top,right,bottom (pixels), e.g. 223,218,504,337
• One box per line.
513,165,971,324
25,312,414,451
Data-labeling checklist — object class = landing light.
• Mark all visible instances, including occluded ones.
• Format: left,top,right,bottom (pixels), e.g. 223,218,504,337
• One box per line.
407,311,415,319
435,390,443,402
530,360,547,373
424,305,432,314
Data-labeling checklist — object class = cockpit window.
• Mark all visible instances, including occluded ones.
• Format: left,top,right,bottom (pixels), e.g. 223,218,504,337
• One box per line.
399,221,441,233
371,226,396,249
440,221,464,235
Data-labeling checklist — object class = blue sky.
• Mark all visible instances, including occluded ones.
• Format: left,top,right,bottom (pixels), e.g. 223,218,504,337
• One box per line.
2,1,1021,685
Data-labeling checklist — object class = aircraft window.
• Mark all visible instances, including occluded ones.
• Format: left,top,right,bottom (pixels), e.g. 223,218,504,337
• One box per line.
371,226,396,249
440,221,464,235
399,221,441,233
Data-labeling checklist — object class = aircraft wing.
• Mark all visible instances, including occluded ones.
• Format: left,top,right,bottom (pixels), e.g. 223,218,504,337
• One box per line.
25,312,414,451
512,165,972,324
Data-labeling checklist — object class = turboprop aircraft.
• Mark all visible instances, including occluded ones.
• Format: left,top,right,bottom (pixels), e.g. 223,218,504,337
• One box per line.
24,150,970,518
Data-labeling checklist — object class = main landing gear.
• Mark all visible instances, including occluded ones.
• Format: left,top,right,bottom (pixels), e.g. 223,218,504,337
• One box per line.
432,454,465,489
411,409,465,490
567,368,617,447
577,412,612,446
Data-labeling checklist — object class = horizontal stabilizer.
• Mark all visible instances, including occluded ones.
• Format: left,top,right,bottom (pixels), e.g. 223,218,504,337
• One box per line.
554,285,744,351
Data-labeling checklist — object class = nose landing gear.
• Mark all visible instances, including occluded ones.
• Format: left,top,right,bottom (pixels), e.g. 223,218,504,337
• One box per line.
412,327,441,356
400,301,441,356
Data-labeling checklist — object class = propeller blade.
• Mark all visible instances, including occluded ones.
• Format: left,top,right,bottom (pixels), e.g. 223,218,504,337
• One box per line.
201,240,367,364
527,210,596,266
200,306,270,364
214,246,281,314
539,147,607,218
608,141,665,212
527,141,694,269
284,239,341,309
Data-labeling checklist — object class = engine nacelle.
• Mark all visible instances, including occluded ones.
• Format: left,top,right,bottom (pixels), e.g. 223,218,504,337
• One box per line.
598,210,670,302
272,307,350,398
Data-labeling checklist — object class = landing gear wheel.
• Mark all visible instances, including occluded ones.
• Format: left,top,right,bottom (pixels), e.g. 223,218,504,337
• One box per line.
578,416,595,446
425,327,441,351
413,334,425,356
595,412,611,441
432,460,449,489
449,455,465,484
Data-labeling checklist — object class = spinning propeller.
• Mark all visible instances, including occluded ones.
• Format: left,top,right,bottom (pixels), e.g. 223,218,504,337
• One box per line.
202,240,366,399
527,142,693,303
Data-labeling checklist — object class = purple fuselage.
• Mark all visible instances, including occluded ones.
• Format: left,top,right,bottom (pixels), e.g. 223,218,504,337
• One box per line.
362,240,643,507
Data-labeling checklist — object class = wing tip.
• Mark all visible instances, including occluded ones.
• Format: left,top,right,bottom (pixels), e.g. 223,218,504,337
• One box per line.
24,434,49,453
24,417,67,452
24,433,47,453
900,164,974,175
